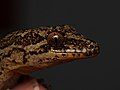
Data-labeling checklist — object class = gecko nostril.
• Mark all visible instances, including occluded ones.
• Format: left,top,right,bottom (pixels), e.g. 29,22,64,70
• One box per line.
88,45,94,49
91,45,100,56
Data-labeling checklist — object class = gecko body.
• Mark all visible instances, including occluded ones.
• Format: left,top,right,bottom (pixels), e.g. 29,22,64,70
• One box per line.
0,25,100,90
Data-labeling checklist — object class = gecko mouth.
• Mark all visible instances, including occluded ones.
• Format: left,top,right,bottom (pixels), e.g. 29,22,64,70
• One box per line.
50,43,100,58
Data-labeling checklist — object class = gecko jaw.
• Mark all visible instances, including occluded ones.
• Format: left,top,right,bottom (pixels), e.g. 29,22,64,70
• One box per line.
49,41,100,60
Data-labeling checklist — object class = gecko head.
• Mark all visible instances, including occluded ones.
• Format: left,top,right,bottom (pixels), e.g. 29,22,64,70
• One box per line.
43,25,100,62
0,25,100,73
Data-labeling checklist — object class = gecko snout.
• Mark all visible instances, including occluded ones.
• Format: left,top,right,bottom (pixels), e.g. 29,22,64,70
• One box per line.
84,40,100,57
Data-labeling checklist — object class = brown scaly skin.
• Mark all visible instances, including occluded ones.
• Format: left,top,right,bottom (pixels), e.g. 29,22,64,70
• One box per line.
0,25,100,90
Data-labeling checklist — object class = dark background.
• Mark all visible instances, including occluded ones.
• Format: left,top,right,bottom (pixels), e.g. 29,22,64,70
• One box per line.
0,0,119,90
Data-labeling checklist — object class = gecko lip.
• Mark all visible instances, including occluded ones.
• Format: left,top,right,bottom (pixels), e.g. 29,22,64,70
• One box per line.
51,48,87,53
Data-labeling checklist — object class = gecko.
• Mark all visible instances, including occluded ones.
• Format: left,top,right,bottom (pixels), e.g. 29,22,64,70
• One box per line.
0,25,100,90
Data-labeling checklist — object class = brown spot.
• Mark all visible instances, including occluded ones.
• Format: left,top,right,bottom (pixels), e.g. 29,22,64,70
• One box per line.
53,58,58,61
0,72,2,75
77,53,80,56
62,53,66,56
23,58,27,64
72,53,75,57
38,59,42,63
23,52,27,64
29,51,38,55
1,67,4,70
46,58,50,60
12,60,16,63
55,55,59,58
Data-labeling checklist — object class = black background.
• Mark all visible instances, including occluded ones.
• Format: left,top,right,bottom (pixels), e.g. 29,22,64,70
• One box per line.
0,0,119,90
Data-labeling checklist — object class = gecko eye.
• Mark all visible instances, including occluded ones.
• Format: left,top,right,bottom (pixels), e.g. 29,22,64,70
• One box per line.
47,32,64,47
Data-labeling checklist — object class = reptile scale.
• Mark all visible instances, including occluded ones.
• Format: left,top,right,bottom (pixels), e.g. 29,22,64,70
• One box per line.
0,25,100,90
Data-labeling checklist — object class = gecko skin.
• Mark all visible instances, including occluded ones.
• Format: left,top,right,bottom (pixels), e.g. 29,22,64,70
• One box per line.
0,25,100,90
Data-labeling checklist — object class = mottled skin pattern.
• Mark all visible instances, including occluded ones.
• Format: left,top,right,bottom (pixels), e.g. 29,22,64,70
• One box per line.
0,25,100,90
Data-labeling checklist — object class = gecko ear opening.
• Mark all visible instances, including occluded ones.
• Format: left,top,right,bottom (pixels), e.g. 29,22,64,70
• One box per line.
47,32,64,47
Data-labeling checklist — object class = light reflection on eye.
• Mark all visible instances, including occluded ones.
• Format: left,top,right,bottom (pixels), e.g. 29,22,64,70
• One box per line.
47,32,64,47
